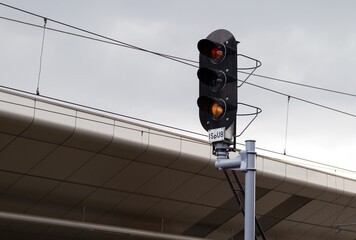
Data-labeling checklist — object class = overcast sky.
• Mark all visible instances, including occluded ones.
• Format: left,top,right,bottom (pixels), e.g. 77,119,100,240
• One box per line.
1,0,356,171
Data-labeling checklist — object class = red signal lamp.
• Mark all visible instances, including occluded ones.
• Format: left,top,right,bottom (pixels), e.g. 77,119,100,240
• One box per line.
197,39,226,63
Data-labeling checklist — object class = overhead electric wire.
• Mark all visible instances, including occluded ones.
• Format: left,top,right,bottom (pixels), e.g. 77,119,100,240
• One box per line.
0,15,198,69
0,3,198,68
239,70,356,98
36,17,47,95
1,2,356,120
0,16,138,48
1,2,355,97
2,14,355,99
242,80,356,118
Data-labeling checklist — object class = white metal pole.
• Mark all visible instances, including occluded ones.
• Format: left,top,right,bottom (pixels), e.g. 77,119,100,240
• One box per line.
244,140,256,240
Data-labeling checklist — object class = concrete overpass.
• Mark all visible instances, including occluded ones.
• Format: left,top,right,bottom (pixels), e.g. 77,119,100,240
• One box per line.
0,87,356,239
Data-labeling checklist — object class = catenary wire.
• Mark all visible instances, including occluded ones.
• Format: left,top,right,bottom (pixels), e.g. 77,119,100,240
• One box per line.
2,1,356,95
3,0,352,98
3,11,356,99
238,70,356,98
36,17,47,95
243,81,356,118
0,2,198,67
283,96,291,155
1,5,355,98
1,4,356,119
0,15,198,68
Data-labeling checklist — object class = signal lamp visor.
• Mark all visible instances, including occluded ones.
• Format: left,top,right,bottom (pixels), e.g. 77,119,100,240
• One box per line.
197,68,226,92
198,39,225,63
197,96,226,120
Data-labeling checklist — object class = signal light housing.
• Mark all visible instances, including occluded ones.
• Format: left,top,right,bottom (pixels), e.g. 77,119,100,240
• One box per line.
197,29,238,133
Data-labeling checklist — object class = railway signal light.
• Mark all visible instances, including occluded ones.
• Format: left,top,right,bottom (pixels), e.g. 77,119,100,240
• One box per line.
197,29,238,135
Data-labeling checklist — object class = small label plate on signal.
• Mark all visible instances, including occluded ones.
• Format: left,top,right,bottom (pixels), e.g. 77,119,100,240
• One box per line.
208,127,225,142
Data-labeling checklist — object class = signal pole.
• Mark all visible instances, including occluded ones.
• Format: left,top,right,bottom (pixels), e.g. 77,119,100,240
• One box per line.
244,140,256,240
215,140,256,240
